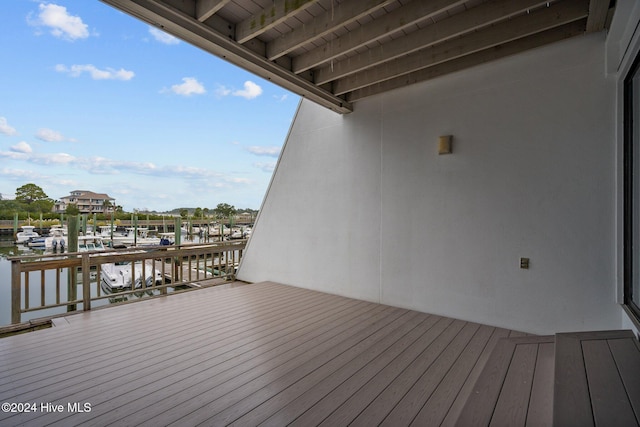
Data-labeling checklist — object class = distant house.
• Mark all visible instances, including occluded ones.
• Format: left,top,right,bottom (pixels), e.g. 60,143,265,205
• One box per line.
53,190,115,215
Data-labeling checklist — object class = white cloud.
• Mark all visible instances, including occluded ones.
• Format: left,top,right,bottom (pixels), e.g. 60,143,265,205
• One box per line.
42,152,76,165
225,177,252,184
0,149,247,190
149,27,179,45
55,64,135,81
247,146,281,157
215,85,232,97
0,117,17,135
233,81,263,100
10,142,32,153
0,150,28,160
36,128,65,142
31,3,89,41
254,162,276,173
170,77,206,96
273,94,288,102
1,168,35,179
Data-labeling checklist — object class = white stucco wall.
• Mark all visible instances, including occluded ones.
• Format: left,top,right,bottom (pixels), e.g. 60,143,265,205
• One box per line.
239,32,620,335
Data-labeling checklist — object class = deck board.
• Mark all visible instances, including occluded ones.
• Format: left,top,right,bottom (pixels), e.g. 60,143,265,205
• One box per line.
380,322,485,426
525,341,554,427
582,339,637,426
0,281,527,426
412,324,498,426
608,338,640,421
490,343,538,426
348,319,468,427
439,326,512,427
554,330,640,427
233,313,435,426
456,335,555,427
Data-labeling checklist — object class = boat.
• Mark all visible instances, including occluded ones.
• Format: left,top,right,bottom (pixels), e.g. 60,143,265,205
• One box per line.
158,232,175,245
77,235,106,252
100,260,163,293
15,226,39,244
182,223,200,234
44,226,68,252
97,224,123,244
111,227,161,247
208,224,231,238
27,236,47,248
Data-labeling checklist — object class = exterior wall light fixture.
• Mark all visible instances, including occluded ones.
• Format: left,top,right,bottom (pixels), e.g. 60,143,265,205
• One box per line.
438,135,453,155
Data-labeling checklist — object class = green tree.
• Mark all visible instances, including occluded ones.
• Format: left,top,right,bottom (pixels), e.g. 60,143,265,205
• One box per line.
65,203,80,215
15,183,50,204
31,199,55,213
15,183,54,213
213,203,236,219
179,208,189,218
194,207,203,218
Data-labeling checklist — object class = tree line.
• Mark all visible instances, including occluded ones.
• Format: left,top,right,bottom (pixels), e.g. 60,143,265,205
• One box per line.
0,183,256,221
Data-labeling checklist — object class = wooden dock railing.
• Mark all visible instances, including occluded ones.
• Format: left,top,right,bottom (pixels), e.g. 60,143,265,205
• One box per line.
8,240,246,324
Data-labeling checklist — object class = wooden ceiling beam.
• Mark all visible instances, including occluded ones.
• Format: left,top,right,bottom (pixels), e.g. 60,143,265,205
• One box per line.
347,20,587,103
196,0,230,22
235,0,319,44
313,0,558,85
293,0,469,74
265,0,396,61
333,0,588,95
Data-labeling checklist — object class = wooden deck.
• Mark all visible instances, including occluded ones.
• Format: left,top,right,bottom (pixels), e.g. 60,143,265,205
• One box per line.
3,281,638,426
0,281,526,426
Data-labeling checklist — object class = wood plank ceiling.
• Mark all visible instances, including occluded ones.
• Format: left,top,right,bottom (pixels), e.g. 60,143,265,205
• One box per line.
101,0,615,114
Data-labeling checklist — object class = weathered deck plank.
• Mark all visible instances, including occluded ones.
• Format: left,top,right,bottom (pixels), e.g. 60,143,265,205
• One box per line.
0,281,529,426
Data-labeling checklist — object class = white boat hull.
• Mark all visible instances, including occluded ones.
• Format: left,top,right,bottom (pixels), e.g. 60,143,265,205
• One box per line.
100,261,163,292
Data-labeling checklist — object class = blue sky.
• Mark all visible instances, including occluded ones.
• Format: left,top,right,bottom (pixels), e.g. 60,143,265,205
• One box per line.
0,1,300,212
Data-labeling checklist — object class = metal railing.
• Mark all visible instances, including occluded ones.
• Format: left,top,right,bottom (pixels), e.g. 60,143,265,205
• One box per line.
8,240,246,324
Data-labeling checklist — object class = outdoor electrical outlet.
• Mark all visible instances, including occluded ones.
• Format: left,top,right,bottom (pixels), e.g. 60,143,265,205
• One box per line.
520,258,530,269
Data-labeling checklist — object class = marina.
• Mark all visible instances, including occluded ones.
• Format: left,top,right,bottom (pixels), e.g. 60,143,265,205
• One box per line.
0,232,246,327
0,217,254,238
